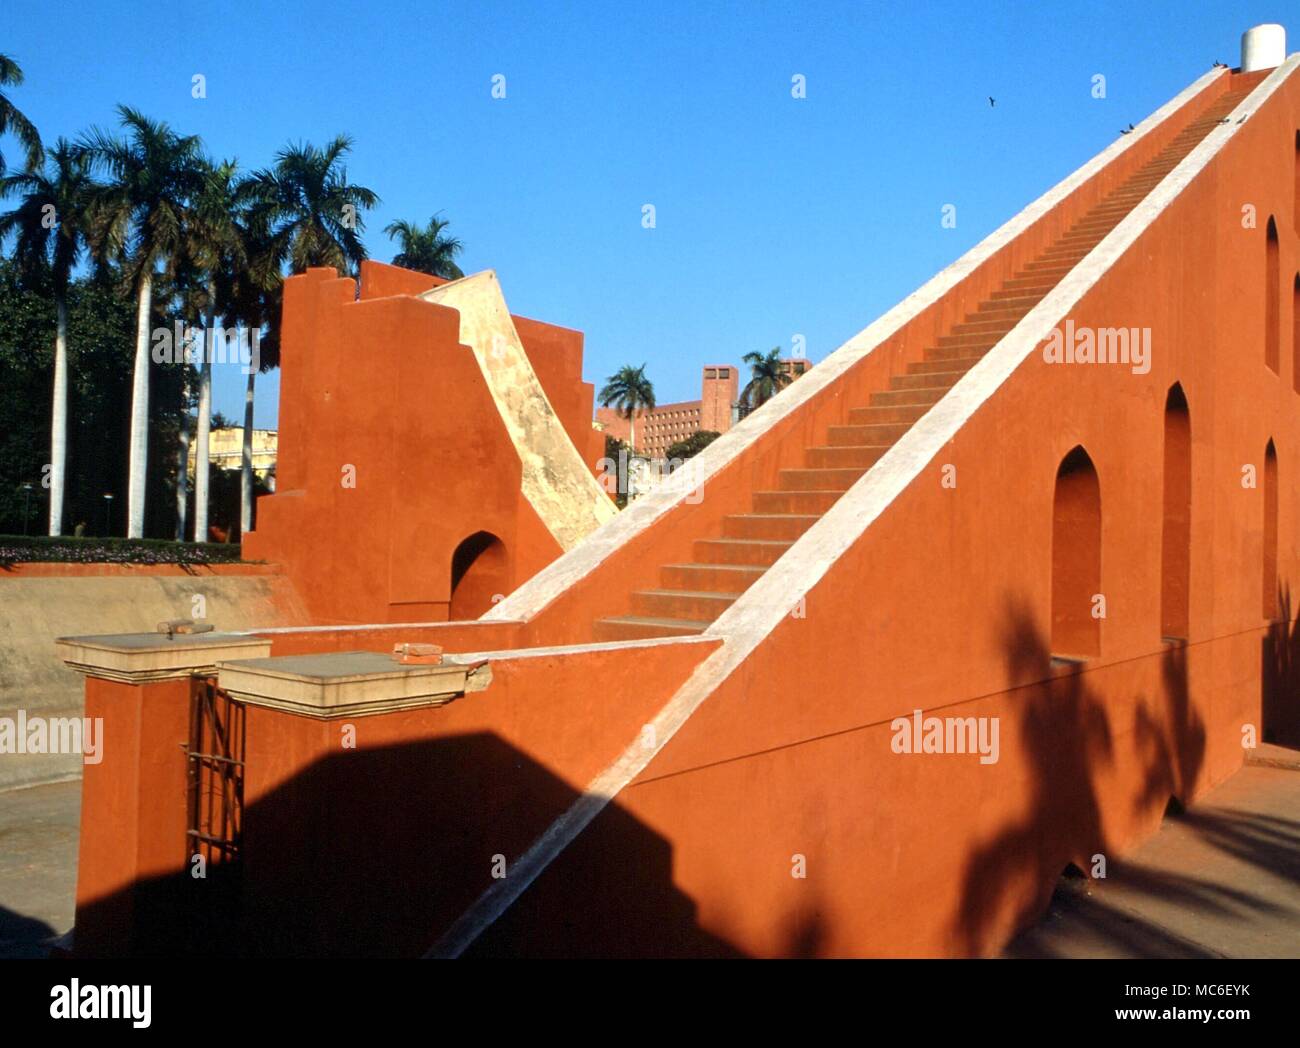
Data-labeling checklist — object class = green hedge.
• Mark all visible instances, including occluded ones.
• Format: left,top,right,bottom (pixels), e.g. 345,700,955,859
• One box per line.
0,535,244,567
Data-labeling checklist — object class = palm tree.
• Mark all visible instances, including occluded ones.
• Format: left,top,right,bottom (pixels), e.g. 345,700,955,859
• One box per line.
384,213,464,279
0,54,43,176
739,347,793,415
80,106,206,538
598,364,655,456
244,134,378,275
239,134,375,535
0,139,95,534
226,261,281,537
183,158,246,542
209,196,283,538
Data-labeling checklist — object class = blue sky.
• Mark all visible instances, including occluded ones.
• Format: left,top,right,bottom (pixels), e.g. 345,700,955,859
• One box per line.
3,1,1289,426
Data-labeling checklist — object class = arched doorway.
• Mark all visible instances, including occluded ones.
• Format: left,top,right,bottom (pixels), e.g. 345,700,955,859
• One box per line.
449,531,509,620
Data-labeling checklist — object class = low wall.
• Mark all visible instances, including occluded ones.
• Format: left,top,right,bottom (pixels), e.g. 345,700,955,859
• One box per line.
0,568,309,790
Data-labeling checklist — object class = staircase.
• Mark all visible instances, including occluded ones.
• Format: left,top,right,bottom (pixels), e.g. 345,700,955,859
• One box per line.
593,82,1254,643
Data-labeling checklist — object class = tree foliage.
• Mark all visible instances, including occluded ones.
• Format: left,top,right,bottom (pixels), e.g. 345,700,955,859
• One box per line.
665,429,720,463
0,259,186,533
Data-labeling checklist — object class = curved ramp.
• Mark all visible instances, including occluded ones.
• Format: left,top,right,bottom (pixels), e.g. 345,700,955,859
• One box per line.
420,271,617,549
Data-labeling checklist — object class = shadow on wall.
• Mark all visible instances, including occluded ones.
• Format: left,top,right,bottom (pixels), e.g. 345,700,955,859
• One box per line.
466,786,837,958
995,591,1300,959
1262,585,1300,748
70,732,744,958
450,531,509,620
951,597,1206,956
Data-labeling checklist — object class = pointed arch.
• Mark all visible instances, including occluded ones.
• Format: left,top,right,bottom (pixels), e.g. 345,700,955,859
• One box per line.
1292,273,1300,394
1263,440,1279,621
1051,446,1102,658
1161,384,1191,640
1266,216,1280,373
450,531,509,620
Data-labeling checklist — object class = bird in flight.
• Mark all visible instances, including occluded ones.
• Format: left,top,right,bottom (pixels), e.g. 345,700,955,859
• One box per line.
988,96,995,107
1119,123,1135,135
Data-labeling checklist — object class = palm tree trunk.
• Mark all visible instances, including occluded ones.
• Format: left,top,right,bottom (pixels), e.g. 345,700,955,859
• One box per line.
126,271,153,538
240,361,255,537
175,404,189,540
627,410,636,456
48,293,68,536
193,300,215,542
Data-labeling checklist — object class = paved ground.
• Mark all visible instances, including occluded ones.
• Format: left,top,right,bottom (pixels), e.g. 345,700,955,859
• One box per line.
0,749,1295,958
0,779,79,958
1007,747,1300,958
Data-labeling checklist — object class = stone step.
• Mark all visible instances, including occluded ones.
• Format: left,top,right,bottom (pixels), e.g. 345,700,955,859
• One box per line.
891,371,963,390
662,560,767,592
1021,256,1084,273
816,431,899,457
989,287,1049,303
1001,276,1059,292
1013,263,1074,280
1052,233,1106,248
720,514,821,541
936,331,1000,349
1056,224,1114,240
778,466,867,491
693,536,794,566
751,489,844,514
926,343,991,362
592,615,708,642
1038,246,1092,262
950,317,1017,335
974,297,1039,315
810,441,891,467
869,386,947,407
907,356,979,376
631,588,736,621
848,402,929,425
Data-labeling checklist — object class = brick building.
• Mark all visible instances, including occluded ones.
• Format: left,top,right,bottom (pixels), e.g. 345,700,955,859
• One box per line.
597,359,809,458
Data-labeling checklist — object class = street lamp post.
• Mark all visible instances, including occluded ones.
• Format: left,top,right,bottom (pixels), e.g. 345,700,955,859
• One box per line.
103,493,114,537
20,483,33,536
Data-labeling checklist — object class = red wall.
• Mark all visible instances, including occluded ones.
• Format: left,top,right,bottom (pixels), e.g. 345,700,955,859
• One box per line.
68,66,1300,960
484,66,1300,956
243,262,604,624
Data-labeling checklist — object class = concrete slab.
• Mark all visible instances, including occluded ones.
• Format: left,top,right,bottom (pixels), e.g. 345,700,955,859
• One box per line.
216,650,492,718
56,631,272,683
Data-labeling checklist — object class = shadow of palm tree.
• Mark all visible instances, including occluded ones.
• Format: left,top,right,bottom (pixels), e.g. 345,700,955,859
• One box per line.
997,590,1300,956
953,592,1244,956
1262,585,1300,748
1176,807,1300,887
952,598,1115,955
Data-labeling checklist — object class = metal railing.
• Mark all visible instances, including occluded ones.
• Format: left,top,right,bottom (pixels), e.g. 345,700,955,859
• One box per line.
186,676,246,866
